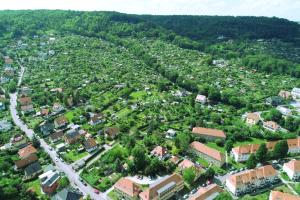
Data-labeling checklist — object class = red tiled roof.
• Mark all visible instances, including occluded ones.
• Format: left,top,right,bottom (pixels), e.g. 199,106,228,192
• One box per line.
190,141,224,162
114,178,141,197
151,146,168,157
192,127,226,139
283,160,300,173
18,145,37,158
270,191,300,200
189,184,223,200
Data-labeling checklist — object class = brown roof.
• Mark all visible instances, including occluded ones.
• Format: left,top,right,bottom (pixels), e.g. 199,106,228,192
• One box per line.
105,127,119,137
227,165,277,188
49,130,64,141
169,156,180,165
189,184,223,200
192,127,226,139
83,138,97,149
232,144,260,155
18,97,32,106
139,173,183,200
264,121,280,130
18,145,37,158
21,104,34,111
278,90,291,99
151,146,168,157
283,160,300,173
54,116,68,126
287,138,300,149
190,141,225,162
270,191,300,200
178,159,195,170
247,113,260,122
114,178,141,197
14,154,38,169
90,113,103,123
41,108,49,116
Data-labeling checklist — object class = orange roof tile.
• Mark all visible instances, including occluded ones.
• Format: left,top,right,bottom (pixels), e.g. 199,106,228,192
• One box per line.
284,160,300,173
192,127,226,139
189,184,223,200
270,191,300,200
18,145,37,158
190,141,224,162
114,178,141,197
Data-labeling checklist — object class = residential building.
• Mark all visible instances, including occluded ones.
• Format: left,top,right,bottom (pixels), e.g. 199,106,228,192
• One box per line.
169,156,180,165
291,88,300,99
195,94,207,104
18,145,37,158
166,129,176,138
18,96,32,106
190,141,225,167
64,129,81,144
105,127,119,139
19,87,32,96
89,113,104,126
24,162,42,179
189,184,223,200
0,119,12,132
114,178,141,200
287,138,300,154
225,165,278,196
39,170,60,194
49,130,64,143
10,134,27,148
192,127,226,141
139,173,184,200
40,121,55,136
14,154,38,170
276,106,292,116
21,104,34,114
278,90,291,99
56,143,66,152
51,188,83,200
263,121,280,132
54,115,68,128
151,146,169,160
178,159,202,180
52,103,64,113
246,113,260,125
283,160,300,181
269,190,300,200
83,138,98,153
40,108,50,117
266,96,283,106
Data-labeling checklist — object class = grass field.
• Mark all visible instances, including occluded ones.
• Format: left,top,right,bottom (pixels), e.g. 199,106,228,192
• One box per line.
62,150,88,163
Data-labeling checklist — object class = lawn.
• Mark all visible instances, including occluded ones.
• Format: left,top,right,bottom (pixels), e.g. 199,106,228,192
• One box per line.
62,150,88,163
107,190,119,200
292,183,300,195
234,138,266,147
206,142,225,153
280,172,290,181
25,179,45,198
240,185,292,200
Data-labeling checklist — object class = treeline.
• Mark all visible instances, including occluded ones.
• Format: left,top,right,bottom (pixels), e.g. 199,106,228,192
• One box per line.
140,15,300,43
242,54,300,77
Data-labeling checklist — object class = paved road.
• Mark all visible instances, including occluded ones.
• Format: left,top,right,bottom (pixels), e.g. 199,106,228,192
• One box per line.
9,65,106,200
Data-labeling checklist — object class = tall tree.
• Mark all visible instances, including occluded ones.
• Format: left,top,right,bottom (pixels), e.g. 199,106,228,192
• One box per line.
272,140,289,159
246,154,257,169
255,143,268,163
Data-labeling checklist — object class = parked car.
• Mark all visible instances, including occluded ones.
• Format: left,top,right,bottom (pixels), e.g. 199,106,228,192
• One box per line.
94,189,99,194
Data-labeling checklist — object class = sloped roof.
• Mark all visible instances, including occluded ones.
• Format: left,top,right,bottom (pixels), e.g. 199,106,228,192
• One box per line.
192,127,226,139
190,141,224,162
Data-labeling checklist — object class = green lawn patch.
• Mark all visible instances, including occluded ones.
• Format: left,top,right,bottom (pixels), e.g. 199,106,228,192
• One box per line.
234,138,266,147
108,190,119,200
25,179,45,198
62,150,88,163
206,142,225,153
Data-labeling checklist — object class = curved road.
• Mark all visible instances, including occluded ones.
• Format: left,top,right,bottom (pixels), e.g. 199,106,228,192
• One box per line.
9,65,106,200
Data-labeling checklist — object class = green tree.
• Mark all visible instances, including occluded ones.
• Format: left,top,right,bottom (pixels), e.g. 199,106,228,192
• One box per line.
215,192,233,200
132,145,147,172
272,140,289,159
225,139,234,153
183,167,196,185
255,143,268,163
32,135,40,148
246,154,257,169
7,81,17,93
174,132,191,152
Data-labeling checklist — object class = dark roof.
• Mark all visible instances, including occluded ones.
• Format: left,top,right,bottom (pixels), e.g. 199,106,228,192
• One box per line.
51,188,83,200
24,162,42,176
50,130,64,141
65,129,80,139
83,138,97,149
14,154,38,169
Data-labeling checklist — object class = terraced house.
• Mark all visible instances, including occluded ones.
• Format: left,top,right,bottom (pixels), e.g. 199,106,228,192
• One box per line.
283,160,300,181
113,178,141,200
139,173,184,200
190,141,225,167
191,127,226,141
189,184,223,200
225,165,279,196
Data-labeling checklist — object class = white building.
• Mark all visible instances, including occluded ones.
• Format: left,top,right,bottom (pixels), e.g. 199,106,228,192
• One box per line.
276,106,292,116
195,94,207,104
291,88,300,100
283,160,300,181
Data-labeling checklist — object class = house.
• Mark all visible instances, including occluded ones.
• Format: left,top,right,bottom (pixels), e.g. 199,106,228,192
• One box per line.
40,108,50,117
21,104,34,114
276,106,292,116
14,154,38,170
190,141,225,167
195,94,207,104
39,121,55,136
0,102,5,110
56,143,66,152
263,121,280,132
18,145,37,158
50,88,63,93
278,90,291,99
54,115,68,128
151,146,169,160
0,120,12,132
24,162,42,179
64,129,81,144
246,113,260,125
266,96,284,106
189,184,223,200
169,156,180,165
52,103,64,113
39,170,60,194
269,190,300,200
105,127,120,139
192,127,226,141
287,138,300,154
166,129,176,138
231,144,261,162
83,138,98,153
49,130,64,143
19,87,32,96
225,165,278,196
291,88,300,99
139,173,184,200
18,97,32,106
283,160,300,181
10,134,27,148
178,159,202,178
51,187,83,200
89,113,104,126
114,178,141,200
